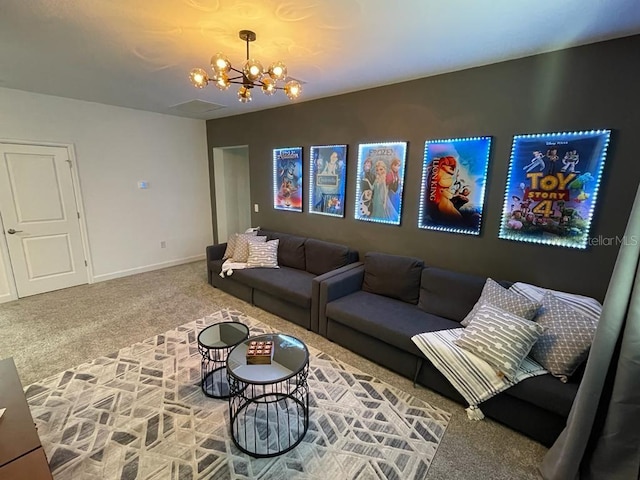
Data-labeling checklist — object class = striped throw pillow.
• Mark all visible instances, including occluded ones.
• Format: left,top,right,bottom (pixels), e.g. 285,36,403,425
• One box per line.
247,239,279,268
455,303,545,380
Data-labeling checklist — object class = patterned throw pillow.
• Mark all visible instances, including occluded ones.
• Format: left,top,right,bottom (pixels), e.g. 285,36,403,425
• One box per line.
247,239,279,268
461,278,541,327
232,234,266,263
455,303,545,380
530,292,597,382
223,231,257,260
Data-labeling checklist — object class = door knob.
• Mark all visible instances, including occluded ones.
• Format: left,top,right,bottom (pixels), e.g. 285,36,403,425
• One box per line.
7,229,23,234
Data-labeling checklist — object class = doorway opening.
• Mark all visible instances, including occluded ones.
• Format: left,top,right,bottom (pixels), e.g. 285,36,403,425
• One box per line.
213,146,252,243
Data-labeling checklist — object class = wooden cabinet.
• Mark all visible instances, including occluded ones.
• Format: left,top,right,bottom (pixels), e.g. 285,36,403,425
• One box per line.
0,358,52,480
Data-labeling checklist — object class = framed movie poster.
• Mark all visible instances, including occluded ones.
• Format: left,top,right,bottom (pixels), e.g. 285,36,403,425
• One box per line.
273,146,303,212
418,136,492,235
499,130,611,249
308,144,347,217
355,141,407,225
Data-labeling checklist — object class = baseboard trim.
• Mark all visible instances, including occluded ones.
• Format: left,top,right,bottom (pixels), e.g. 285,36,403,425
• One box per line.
0,291,18,304
93,255,205,283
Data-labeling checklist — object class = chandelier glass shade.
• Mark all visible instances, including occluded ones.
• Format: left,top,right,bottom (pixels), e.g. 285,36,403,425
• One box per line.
189,30,302,103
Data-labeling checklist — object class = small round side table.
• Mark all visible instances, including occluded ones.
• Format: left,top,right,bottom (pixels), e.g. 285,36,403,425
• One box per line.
197,322,249,398
227,333,309,457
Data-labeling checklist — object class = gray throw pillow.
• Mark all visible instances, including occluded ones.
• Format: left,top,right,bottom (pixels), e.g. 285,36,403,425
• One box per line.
530,292,597,382
461,278,541,327
455,303,545,380
247,239,279,268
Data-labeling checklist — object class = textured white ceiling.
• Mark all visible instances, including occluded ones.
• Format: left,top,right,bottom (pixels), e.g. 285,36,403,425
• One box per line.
1,0,639,120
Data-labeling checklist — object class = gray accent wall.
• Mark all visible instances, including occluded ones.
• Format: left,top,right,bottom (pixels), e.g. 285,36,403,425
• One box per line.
206,35,640,302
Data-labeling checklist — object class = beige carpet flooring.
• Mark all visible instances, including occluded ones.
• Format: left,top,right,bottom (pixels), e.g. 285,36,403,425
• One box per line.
0,261,547,479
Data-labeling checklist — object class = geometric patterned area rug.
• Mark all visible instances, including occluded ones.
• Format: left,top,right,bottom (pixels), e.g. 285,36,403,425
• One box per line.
25,309,450,479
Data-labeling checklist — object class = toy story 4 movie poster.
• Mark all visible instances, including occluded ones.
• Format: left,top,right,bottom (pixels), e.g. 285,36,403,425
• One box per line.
499,130,611,249
355,141,407,225
309,144,348,217
273,147,303,212
419,137,492,235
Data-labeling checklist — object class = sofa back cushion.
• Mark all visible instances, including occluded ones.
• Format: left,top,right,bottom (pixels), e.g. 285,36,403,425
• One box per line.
259,230,306,270
304,239,357,275
418,267,512,322
362,252,424,304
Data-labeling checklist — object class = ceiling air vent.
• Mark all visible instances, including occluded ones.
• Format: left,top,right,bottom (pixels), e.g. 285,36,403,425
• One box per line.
168,100,226,118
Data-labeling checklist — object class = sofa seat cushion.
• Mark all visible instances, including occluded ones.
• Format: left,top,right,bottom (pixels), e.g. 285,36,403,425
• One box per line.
326,290,459,356
232,266,315,308
501,372,579,418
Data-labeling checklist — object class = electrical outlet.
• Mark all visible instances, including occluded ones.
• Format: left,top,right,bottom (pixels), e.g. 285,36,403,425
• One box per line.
254,203,259,212
160,241,166,248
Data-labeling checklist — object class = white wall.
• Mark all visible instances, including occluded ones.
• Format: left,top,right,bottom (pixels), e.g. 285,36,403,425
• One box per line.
0,87,212,300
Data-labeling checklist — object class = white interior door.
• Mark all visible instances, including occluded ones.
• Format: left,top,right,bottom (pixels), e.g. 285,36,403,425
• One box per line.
0,143,88,297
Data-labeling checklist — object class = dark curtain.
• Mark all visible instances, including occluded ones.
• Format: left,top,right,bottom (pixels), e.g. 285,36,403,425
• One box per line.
540,186,640,480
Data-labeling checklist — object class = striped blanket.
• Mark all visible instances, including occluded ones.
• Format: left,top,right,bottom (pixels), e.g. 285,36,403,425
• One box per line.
412,328,547,420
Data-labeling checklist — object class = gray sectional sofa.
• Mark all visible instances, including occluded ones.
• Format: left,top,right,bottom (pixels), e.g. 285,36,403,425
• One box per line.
318,252,581,447
206,229,360,332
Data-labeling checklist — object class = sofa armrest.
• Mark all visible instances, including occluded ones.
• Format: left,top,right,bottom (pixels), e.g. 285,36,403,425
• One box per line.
317,265,365,337
310,262,363,334
206,244,226,284
206,243,226,262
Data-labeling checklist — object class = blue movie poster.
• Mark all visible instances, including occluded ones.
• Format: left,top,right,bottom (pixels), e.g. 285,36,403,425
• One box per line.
499,130,611,249
273,147,303,212
309,144,347,217
355,142,407,225
419,137,492,235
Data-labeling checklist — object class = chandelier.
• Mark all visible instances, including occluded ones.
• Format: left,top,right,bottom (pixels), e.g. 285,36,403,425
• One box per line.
189,29,302,103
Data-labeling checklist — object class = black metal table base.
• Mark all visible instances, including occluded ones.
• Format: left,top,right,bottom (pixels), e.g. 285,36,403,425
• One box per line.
201,366,229,398
228,364,309,457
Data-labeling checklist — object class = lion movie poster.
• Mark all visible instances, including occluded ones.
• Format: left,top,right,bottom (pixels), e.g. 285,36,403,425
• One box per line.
499,130,611,249
355,141,407,225
419,137,492,235
309,144,348,217
273,147,303,212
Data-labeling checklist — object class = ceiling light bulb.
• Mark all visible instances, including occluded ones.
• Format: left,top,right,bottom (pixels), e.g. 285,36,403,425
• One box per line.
189,68,209,88
211,53,230,73
261,76,276,96
243,59,264,82
237,86,252,103
268,61,287,80
284,80,302,99
214,72,230,90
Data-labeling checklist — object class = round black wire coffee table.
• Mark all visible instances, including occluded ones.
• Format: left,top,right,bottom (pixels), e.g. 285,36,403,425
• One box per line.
197,322,249,399
227,333,309,458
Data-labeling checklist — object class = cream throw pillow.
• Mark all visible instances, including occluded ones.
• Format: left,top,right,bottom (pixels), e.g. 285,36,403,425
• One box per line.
223,231,257,259
232,234,266,263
